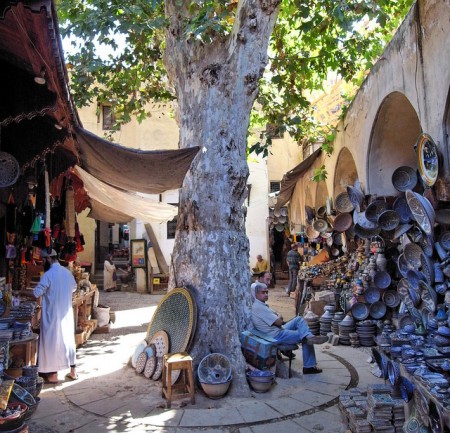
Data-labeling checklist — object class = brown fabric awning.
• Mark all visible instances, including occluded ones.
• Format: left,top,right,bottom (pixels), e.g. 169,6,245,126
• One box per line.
275,148,322,210
72,166,178,223
75,127,199,194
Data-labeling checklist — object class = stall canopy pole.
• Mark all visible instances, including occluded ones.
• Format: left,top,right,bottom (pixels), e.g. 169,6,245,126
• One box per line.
44,165,50,229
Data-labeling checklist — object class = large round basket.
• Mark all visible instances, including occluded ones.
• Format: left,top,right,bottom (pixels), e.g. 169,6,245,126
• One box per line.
145,288,197,354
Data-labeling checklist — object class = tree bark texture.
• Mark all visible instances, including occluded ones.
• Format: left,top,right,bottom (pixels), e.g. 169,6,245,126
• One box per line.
164,0,281,396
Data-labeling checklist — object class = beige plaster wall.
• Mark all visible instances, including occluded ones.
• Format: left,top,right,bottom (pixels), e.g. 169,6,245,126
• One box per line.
289,0,450,221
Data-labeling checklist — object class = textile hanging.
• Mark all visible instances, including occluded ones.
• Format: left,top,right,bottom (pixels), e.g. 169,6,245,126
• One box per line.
74,126,199,194
65,185,76,238
72,166,178,223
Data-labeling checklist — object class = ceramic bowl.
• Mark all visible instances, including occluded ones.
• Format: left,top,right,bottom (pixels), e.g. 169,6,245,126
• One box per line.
392,166,417,192
246,370,274,380
406,270,425,289
332,212,353,233
407,286,420,307
397,254,413,277
10,383,36,407
388,360,401,386
247,377,274,393
383,289,400,308
0,402,28,431
346,186,365,210
393,194,413,223
334,192,354,213
420,253,435,284
378,210,400,231
437,326,450,337
364,287,381,304
351,302,370,320
365,200,387,223
369,301,387,320
313,219,328,233
305,205,315,221
353,209,378,229
404,242,423,268
354,223,381,239
200,377,232,399
405,190,434,235
373,271,391,289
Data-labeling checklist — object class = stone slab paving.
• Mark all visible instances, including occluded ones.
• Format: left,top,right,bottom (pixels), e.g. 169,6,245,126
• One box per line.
27,289,384,432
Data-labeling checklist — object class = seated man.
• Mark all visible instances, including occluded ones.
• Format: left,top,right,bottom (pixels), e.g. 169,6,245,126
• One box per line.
252,255,269,273
250,272,272,297
251,283,327,374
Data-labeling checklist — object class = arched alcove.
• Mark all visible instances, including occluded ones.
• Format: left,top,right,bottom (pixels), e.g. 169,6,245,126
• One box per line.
315,181,329,210
333,147,358,198
443,85,450,172
367,92,421,196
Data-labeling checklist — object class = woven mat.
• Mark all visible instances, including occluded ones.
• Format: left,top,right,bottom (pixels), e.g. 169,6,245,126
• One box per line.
146,288,195,354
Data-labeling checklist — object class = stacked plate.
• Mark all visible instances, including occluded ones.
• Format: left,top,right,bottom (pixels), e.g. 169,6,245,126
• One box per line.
356,321,377,347
319,311,333,336
383,289,400,308
303,311,320,335
332,311,345,335
338,314,355,345
349,332,360,348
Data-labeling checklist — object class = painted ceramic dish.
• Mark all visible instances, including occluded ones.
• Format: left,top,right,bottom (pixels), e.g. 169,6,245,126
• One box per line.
383,289,400,308
369,301,387,320
364,287,381,304
198,353,232,384
415,133,439,187
393,194,413,223
131,340,147,368
373,271,391,289
152,357,164,381
135,352,147,374
333,212,353,233
143,355,156,379
365,200,387,223
377,210,400,231
403,242,423,268
406,190,434,235
351,302,370,320
392,166,417,192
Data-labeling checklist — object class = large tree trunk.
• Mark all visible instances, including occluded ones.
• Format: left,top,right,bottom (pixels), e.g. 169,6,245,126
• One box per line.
164,0,281,396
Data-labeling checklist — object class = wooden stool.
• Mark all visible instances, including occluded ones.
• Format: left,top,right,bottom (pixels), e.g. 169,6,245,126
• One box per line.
276,343,299,378
162,352,195,408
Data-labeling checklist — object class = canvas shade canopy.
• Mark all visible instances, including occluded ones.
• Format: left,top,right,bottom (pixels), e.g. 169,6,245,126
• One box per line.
71,166,178,223
75,127,200,194
275,148,322,210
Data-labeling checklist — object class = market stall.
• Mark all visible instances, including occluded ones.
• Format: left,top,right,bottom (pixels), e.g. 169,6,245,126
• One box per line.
288,134,450,431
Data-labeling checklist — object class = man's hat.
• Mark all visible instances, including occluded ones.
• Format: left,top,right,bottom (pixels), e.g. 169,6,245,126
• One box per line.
41,249,57,258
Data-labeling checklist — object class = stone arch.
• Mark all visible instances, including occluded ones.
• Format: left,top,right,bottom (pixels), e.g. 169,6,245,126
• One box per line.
436,84,450,200
443,84,450,169
367,92,421,196
315,181,329,211
333,147,358,198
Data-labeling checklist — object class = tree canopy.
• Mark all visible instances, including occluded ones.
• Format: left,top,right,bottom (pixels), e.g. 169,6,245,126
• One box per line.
58,0,414,153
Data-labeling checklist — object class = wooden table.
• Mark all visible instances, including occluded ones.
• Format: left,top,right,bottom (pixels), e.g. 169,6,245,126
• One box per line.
9,333,39,366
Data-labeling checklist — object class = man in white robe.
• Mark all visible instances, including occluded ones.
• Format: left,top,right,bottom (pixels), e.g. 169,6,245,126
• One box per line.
34,249,77,383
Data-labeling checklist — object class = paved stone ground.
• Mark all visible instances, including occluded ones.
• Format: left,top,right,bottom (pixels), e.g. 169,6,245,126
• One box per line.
26,285,382,433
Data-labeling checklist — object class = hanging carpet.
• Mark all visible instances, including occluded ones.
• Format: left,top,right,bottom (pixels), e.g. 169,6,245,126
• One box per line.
74,127,199,194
